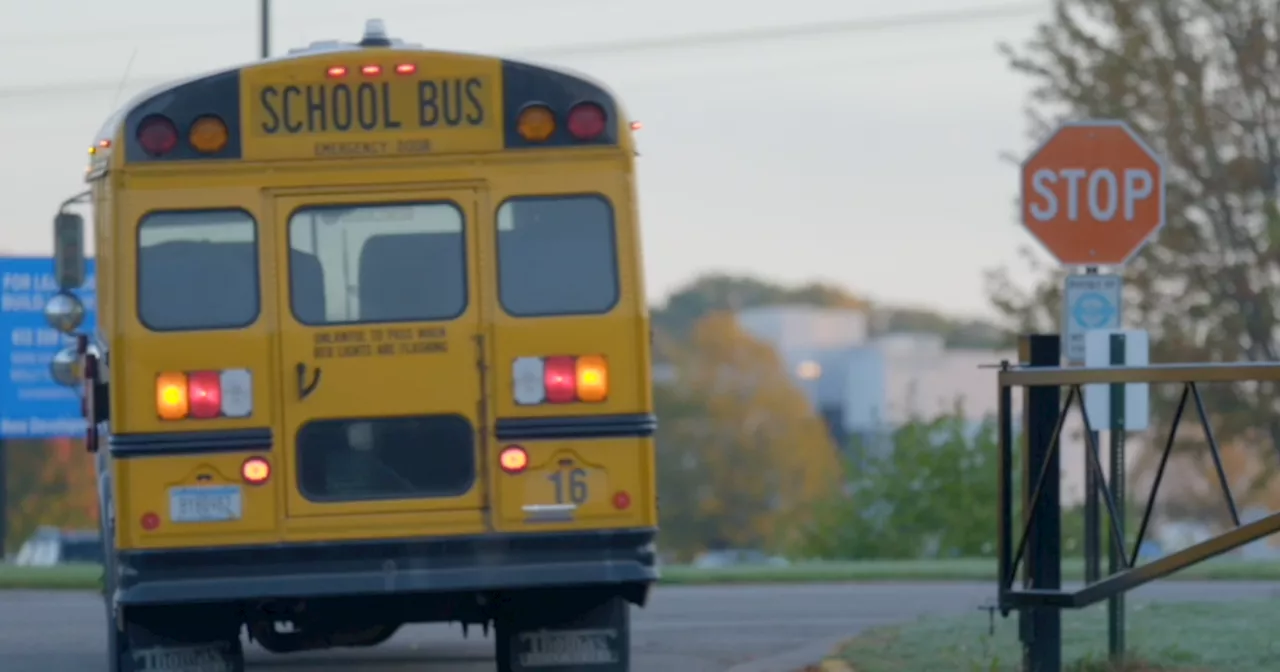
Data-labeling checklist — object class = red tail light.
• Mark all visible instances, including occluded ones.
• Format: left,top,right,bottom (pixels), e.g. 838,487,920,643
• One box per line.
512,356,609,405
543,356,578,404
499,446,529,474
242,457,271,485
156,368,254,420
137,115,179,157
567,103,607,141
187,371,222,419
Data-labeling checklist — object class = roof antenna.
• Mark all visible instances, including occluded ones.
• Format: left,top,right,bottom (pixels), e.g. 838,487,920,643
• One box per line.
110,48,138,112
360,18,392,47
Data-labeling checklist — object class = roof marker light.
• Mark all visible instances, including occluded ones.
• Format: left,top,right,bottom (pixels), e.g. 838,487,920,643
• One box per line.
327,65,348,78
361,64,382,76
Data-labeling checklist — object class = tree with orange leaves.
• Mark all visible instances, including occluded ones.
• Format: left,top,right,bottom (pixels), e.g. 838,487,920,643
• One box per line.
655,312,840,556
4,437,98,550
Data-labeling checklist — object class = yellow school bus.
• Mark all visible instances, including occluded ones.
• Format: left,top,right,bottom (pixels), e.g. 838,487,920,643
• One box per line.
44,19,657,672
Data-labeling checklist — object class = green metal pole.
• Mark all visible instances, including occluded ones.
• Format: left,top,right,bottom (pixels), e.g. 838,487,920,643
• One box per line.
1108,333,1126,660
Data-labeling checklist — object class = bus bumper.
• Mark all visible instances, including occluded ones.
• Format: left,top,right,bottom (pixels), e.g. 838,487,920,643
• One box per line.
114,528,658,606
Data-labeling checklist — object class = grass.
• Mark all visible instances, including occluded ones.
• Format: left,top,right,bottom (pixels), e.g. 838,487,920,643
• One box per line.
829,600,1280,671
0,563,103,590
10,556,1280,591
658,556,1280,585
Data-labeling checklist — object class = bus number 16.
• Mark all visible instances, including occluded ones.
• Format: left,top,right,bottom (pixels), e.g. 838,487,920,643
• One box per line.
548,468,588,505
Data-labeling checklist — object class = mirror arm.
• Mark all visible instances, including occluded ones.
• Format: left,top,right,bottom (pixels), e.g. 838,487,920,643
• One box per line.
59,190,91,211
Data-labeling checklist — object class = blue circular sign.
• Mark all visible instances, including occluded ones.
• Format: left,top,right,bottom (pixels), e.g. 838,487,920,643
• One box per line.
1073,292,1115,328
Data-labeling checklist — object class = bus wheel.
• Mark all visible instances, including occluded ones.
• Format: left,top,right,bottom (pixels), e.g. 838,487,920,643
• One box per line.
115,607,245,672
495,594,630,672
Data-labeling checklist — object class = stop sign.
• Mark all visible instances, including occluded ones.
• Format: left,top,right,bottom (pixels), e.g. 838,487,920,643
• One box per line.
1020,120,1166,266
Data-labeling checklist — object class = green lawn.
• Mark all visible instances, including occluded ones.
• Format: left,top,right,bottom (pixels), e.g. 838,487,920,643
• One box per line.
658,556,1280,585
9,556,1280,591
832,600,1280,671
0,563,102,590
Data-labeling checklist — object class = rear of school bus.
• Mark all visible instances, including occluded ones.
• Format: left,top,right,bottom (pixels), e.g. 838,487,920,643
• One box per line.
83,23,655,672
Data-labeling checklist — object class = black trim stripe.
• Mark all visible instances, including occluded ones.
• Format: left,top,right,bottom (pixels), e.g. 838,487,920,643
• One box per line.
494,413,656,441
108,428,272,458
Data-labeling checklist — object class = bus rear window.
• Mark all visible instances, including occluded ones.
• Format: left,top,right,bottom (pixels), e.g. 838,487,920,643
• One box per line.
496,195,619,316
287,202,466,325
137,210,259,331
296,415,475,502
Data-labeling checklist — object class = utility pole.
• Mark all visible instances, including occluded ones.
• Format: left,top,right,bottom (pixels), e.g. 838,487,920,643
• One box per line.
259,0,271,59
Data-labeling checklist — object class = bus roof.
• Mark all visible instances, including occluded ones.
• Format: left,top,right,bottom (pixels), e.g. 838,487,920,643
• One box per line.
92,19,626,157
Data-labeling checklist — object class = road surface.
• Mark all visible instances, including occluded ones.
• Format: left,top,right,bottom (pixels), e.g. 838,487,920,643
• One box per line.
3,582,1278,671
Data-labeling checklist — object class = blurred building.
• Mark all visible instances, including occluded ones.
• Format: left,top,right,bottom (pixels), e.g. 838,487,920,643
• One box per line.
733,304,1092,504
652,304,1109,504
735,305,1011,438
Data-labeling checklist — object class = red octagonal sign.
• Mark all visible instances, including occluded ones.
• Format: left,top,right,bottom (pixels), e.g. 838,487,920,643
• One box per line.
1020,120,1166,266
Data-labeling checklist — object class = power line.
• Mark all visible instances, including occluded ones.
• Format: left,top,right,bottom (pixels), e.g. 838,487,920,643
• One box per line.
0,0,596,48
0,3,1044,100
526,2,1043,58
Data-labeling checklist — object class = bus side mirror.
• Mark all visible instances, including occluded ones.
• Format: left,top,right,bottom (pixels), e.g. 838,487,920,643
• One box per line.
45,291,86,335
54,211,86,291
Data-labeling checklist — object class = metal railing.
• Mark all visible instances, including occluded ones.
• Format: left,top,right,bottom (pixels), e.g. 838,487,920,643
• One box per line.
995,334,1280,672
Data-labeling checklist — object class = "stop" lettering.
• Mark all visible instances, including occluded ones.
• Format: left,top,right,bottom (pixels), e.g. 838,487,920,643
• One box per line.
1027,168,1154,223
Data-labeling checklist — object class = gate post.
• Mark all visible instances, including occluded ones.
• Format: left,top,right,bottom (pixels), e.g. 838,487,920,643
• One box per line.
1020,334,1062,672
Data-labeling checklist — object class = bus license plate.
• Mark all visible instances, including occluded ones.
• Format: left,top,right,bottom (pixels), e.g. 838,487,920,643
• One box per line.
169,486,243,523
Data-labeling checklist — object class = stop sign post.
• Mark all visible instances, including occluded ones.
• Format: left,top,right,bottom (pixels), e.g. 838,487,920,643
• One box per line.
1021,119,1165,267
1015,119,1167,670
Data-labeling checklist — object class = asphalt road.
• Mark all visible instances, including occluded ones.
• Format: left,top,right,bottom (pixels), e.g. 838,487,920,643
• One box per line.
3,582,1279,672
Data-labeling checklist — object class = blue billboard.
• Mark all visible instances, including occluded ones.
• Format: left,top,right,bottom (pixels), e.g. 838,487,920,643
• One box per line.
0,257,96,439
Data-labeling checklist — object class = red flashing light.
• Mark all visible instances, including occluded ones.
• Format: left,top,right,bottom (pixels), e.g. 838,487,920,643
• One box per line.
567,103,607,141
361,64,382,76
543,356,577,404
187,371,222,419
395,63,417,75
327,65,348,78
137,115,179,157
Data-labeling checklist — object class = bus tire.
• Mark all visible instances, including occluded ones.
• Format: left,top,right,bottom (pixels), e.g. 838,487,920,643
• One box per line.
495,594,630,672
115,607,246,672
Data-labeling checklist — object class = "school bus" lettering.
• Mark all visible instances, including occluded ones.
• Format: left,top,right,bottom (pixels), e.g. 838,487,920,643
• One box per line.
257,78,485,135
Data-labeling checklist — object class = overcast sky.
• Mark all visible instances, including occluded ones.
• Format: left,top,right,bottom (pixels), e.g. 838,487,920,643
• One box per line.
0,0,1052,318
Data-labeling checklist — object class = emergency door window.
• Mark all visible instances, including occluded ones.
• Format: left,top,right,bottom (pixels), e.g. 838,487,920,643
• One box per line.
296,415,476,502
287,202,467,325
